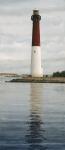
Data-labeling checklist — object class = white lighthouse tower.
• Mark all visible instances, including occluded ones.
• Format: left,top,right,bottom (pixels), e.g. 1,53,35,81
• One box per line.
31,10,43,77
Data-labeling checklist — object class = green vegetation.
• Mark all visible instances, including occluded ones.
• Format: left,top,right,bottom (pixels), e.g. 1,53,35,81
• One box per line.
52,71,65,77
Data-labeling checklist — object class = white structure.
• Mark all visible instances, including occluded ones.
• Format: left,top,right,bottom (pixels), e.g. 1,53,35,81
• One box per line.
31,46,43,77
31,10,43,77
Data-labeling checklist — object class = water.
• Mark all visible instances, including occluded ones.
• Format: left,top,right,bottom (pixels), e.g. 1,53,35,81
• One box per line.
0,78,65,150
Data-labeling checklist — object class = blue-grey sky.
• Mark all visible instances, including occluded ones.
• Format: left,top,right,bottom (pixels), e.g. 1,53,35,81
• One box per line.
0,0,65,74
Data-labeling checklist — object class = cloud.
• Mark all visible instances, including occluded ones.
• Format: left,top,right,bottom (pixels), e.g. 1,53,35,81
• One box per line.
0,0,65,16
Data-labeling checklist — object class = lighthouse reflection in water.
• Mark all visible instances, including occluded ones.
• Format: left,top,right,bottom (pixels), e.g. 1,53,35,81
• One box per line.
0,82,65,149
26,83,46,150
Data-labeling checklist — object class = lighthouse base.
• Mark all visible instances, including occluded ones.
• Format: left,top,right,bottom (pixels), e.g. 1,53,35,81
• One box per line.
31,46,43,77
32,73,43,78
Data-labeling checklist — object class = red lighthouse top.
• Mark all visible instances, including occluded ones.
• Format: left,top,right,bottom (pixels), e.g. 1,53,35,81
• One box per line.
31,10,41,46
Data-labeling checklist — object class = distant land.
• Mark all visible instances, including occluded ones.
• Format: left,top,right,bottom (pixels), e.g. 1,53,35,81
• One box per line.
0,73,19,77
0,70,65,77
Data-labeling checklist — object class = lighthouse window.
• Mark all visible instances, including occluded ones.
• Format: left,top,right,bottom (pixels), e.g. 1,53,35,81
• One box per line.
34,50,36,53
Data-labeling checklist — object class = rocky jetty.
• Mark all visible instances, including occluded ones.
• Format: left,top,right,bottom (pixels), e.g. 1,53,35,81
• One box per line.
9,75,65,83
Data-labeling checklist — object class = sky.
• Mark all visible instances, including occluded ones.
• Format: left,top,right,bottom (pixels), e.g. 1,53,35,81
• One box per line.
0,0,65,74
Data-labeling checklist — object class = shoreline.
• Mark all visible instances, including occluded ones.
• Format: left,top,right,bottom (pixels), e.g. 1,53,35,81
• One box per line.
1,73,65,83
9,76,65,83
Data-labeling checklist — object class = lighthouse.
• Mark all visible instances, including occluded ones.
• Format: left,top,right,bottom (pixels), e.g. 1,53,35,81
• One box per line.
31,10,43,77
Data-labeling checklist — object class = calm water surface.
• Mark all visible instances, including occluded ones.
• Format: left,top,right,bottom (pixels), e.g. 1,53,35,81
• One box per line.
0,78,65,150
